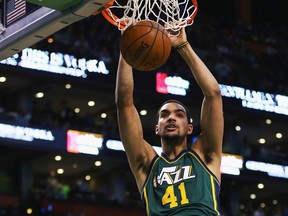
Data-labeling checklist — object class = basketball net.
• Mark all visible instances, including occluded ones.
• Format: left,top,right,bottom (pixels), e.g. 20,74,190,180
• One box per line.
102,0,198,32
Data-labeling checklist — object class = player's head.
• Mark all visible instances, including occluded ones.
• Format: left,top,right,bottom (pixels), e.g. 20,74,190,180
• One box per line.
156,100,192,124
155,100,193,141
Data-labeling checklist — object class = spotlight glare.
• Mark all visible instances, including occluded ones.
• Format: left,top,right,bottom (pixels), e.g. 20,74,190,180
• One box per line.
258,138,266,144
265,119,272,124
54,155,62,161
88,101,95,106
276,133,282,139
235,125,241,131
0,77,6,82
140,110,147,116
57,168,64,174
95,161,102,166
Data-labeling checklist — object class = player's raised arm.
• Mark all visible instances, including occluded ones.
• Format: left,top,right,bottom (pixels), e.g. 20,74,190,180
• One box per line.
169,28,224,180
115,53,156,192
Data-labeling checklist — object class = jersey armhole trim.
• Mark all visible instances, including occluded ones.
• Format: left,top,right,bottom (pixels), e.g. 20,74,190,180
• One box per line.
141,154,160,198
189,149,221,186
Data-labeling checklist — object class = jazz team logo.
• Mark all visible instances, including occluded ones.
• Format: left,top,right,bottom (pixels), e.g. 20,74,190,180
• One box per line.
155,165,195,187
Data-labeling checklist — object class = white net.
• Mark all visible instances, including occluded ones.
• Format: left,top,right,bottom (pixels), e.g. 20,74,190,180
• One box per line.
103,0,198,31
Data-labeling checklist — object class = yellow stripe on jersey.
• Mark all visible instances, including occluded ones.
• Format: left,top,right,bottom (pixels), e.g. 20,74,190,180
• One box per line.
143,187,150,215
210,175,220,215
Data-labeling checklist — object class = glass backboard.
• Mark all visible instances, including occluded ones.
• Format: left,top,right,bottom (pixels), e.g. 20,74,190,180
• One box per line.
0,0,111,60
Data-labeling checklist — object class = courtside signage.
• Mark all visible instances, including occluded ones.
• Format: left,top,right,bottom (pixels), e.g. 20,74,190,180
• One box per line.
245,160,288,179
221,153,243,176
0,122,66,150
0,122,55,142
219,84,288,116
156,72,190,96
67,130,103,155
0,48,109,77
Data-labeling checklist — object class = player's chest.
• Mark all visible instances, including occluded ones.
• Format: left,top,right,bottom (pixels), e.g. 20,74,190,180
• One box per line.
152,157,203,187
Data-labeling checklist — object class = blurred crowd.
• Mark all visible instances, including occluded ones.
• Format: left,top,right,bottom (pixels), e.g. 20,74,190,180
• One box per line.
36,13,288,95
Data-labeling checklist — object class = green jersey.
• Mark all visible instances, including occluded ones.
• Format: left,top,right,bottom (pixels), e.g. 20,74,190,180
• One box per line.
142,150,221,216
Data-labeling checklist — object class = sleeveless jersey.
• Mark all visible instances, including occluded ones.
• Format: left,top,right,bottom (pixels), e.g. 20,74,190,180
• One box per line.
142,150,221,216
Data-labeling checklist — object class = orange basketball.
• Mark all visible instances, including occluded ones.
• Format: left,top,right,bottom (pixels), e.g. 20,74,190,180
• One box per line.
120,20,171,71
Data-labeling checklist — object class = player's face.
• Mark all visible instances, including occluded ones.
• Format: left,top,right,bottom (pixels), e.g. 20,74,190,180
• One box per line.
155,103,192,141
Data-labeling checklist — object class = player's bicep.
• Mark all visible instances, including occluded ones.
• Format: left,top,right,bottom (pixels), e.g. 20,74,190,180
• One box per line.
117,105,150,169
200,94,224,156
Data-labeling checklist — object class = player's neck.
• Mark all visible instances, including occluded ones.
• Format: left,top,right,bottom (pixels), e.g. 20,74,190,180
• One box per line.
161,141,187,160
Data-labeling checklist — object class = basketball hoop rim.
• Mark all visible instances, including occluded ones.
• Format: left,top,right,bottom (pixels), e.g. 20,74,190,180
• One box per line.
102,9,126,29
102,0,198,29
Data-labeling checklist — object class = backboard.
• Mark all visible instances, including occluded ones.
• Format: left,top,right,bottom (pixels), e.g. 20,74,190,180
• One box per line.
0,0,111,60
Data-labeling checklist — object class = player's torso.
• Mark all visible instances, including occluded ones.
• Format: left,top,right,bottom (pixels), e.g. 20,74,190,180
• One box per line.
142,150,221,216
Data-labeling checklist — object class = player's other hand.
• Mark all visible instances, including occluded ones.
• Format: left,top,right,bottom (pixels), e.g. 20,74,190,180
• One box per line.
167,27,187,48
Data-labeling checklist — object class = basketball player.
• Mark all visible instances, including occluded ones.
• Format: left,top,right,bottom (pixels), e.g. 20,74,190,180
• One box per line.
115,27,224,215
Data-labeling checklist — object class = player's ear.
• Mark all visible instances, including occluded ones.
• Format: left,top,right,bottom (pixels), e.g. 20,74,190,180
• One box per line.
187,124,193,135
155,125,159,135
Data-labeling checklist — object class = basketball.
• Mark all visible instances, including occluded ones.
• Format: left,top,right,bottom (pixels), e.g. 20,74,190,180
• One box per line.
120,20,171,71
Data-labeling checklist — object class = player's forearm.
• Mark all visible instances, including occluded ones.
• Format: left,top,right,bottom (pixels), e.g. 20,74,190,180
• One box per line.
115,55,134,107
177,43,221,97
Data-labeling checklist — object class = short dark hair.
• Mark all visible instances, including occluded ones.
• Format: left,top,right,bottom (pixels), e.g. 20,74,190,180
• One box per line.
156,99,192,124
